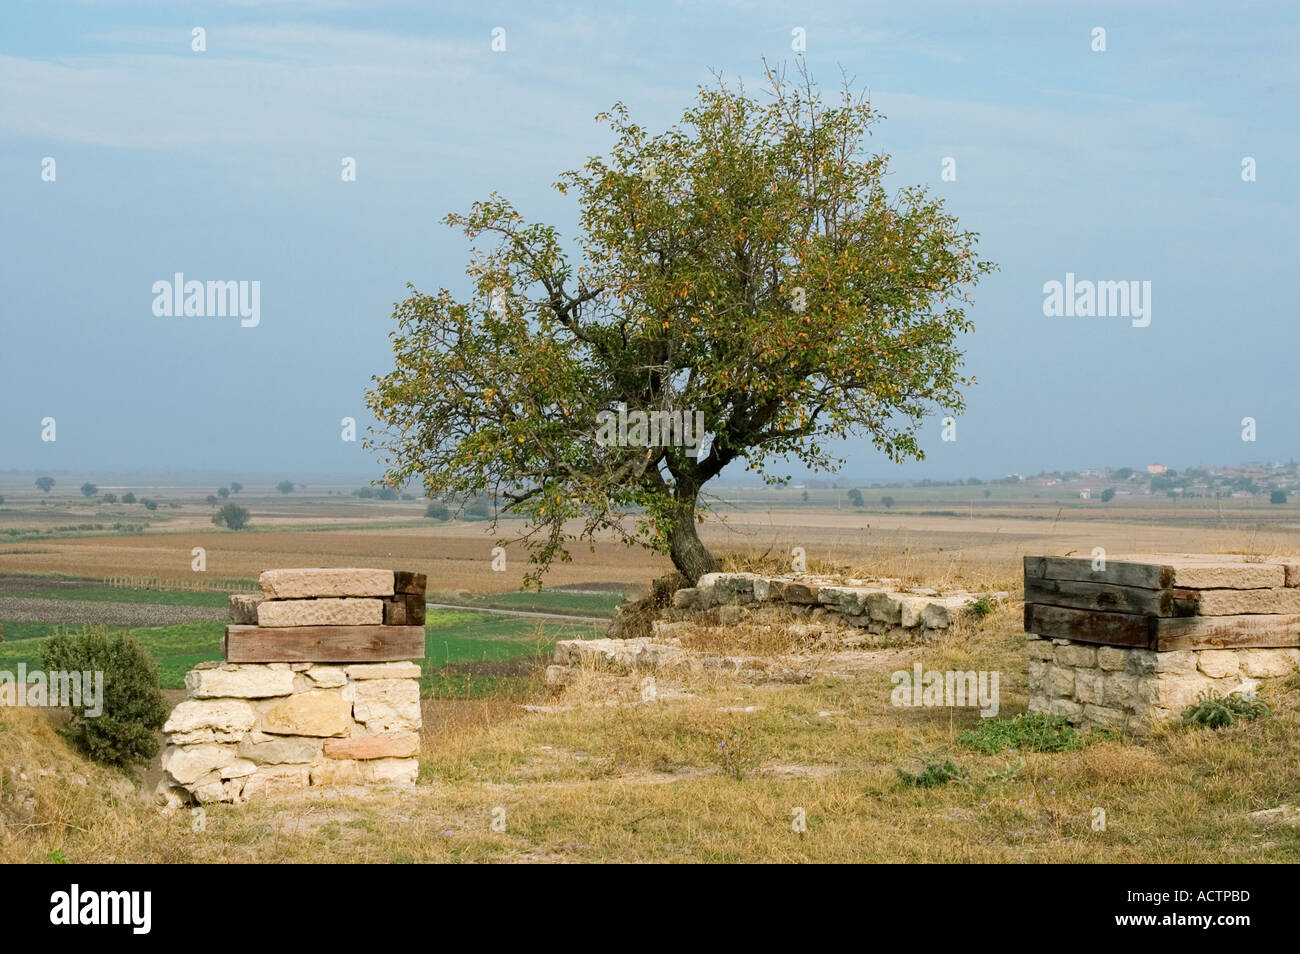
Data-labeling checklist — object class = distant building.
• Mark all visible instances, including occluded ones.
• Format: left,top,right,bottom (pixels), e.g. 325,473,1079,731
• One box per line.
1079,488,1091,499
1147,463,1167,475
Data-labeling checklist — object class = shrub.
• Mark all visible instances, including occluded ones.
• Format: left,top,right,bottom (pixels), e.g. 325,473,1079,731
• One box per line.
898,760,965,788
80,482,98,498
1270,490,1287,505
39,629,167,767
425,502,450,520
121,492,136,504
213,503,250,530
881,495,894,508
276,480,295,494
1100,487,1116,503
958,712,1112,754
848,488,864,507
1182,691,1270,729
965,596,993,618
100,492,117,504
140,498,158,511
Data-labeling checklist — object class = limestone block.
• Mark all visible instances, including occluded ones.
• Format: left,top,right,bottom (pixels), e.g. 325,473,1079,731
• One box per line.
310,759,363,786
1125,649,1158,677
220,759,257,780
898,596,929,628
343,661,423,680
240,765,311,798
363,758,418,785
1196,650,1241,679
1153,651,1197,675
1193,588,1300,615
352,679,421,733
1074,669,1105,705
1082,704,1128,731
1097,647,1129,671
1048,667,1075,698
236,736,323,764
186,665,295,699
1237,649,1300,679
163,699,256,740
305,666,347,688
257,597,383,627
1050,698,1083,719
1102,671,1138,709
1054,643,1096,668
162,744,239,786
323,733,419,760
922,597,971,629
866,592,903,625
1027,637,1055,661
260,690,352,737
259,567,395,599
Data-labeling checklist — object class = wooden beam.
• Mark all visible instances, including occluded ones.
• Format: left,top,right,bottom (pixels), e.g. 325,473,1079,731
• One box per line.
1023,603,1151,648
223,625,426,663
1151,614,1300,652
1025,577,1196,617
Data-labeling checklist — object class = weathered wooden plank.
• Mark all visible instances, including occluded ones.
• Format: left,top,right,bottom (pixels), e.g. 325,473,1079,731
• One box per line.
1029,554,1288,590
1023,603,1152,648
394,570,427,596
1033,557,1172,590
1024,577,1195,617
382,594,427,626
223,625,426,663
1151,614,1300,652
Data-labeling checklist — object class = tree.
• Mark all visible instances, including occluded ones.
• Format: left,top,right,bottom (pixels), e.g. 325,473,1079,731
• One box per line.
881,495,895,508
1270,490,1287,505
205,495,219,506
218,487,230,499
354,487,376,499
79,482,98,498
848,488,864,507
101,492,117,504
0,495,6,505
276,480,295,494
35,476,54,494
1100,487,1116,503
1114,467,1134,480
121,491,136,504
230,482,243,493
213,503,251,530
377,487,400,501
425,502,450,520
141,498,158,511
367,65,993,584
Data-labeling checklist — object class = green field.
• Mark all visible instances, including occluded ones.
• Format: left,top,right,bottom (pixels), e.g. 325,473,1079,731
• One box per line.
4,586,230,607
0,610,600,694
434,588,626,619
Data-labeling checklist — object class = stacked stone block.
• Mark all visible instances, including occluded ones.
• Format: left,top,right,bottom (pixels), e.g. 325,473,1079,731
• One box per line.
662,572,1004,640
1024,554,1300,734
159,568,426,804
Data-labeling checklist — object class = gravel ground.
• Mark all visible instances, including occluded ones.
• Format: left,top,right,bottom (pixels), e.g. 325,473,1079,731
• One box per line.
0,597,224,628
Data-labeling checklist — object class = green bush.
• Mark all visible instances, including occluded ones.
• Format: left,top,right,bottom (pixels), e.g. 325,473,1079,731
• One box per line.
425,502,450,520
1182,691,1270,729
958,711,1113,754
898,760,965,788
39,629,168,767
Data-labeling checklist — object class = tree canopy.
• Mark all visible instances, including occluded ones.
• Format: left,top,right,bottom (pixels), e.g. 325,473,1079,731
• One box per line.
368,63,994,584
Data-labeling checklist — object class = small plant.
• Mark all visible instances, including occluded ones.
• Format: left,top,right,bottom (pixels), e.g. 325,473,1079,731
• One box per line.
40,628,168,767
46,848,68,864
898,760,966,788
965,596,993,618
1182,690,1270,729
958,712,1113,754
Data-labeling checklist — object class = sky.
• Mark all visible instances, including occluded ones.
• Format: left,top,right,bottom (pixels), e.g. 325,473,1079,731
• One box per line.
1,0,1297,485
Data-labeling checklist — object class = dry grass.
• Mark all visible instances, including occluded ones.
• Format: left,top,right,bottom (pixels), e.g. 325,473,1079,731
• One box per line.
6,598,1298,863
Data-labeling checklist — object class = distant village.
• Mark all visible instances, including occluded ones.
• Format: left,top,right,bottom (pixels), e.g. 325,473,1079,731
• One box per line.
797,461,1300,503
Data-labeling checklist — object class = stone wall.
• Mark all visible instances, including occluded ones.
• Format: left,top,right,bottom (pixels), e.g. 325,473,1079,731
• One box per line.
157,566,426,806
158,660,421,804
1026,635,1299,735
661,572,1003,640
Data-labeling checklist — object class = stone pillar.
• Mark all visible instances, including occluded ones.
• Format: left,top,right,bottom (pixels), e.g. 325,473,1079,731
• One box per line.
158,568,426,805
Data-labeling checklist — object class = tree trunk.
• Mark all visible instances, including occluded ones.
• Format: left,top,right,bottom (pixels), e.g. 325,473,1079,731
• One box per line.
667,495,719,584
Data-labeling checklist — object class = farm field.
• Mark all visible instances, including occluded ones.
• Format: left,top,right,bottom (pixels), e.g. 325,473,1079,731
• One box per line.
2,486,1300,864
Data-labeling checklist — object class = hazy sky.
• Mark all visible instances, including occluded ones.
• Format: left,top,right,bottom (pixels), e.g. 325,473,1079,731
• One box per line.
2,1,1296,484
